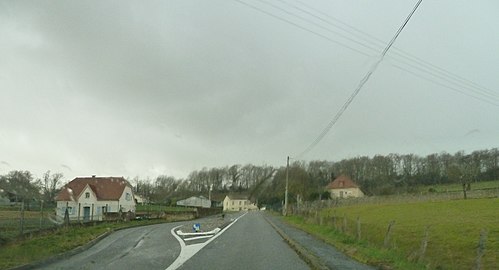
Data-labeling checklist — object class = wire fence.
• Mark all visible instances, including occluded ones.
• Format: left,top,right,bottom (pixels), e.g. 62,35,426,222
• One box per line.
0,202,60,245
292,188,499,211
0,201,223,246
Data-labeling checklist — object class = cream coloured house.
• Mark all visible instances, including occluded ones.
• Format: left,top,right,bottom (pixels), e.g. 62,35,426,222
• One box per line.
223,194,258,211
326,175,364,199
55,176,135,221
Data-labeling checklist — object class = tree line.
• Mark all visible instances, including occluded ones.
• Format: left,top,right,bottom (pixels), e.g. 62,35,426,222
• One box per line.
0,171,63,209
133,148,499,207
1,148,497,208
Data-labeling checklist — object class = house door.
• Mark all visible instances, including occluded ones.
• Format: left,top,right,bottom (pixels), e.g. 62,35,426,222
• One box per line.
339,191,344,198
83,207,91,222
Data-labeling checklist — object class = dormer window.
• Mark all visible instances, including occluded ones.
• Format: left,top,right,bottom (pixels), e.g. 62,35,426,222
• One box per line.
85,192,90,198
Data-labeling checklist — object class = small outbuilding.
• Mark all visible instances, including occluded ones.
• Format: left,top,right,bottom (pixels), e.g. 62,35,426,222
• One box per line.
176,196,211,208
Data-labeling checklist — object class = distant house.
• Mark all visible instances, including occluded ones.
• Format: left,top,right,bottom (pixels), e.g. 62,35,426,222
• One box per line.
176,196,211,208
134,194,148,205
55,176,136,221
223,194,258,212
326,175,364,199
0,193,9,205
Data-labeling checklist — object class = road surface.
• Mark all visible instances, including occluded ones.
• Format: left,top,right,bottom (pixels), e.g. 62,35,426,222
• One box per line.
176,212,309,270
38,212,309,270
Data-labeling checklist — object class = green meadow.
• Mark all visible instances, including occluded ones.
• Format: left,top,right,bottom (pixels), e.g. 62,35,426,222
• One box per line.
286,197,498,269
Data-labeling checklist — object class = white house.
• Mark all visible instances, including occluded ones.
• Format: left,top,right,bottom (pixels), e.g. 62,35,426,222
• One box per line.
176,196,211,208
326,175,364,199
55,176,135,221
223,194,258,212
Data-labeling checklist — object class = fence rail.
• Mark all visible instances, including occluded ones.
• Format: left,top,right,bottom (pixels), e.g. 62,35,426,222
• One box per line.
292,188,499,212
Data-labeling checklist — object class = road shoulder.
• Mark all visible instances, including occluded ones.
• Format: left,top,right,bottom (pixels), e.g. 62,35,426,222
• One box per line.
264,213,374,270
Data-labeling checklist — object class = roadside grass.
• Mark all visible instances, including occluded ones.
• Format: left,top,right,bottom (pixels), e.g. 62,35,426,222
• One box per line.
135,204,195,212
286,197,498,270
284,215,425,270
0,218,188,270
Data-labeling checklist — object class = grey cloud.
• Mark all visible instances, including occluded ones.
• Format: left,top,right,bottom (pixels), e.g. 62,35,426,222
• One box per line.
1,0,498,179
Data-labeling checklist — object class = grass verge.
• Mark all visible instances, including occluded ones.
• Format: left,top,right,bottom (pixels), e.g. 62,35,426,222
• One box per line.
283,215,425,270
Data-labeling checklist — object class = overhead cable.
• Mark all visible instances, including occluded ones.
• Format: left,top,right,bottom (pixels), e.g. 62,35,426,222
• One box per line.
296,0,423,159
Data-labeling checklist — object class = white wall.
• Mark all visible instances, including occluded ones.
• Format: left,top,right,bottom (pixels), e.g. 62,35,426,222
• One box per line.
329,187,364,198
118,186,136,212
223,196,257,211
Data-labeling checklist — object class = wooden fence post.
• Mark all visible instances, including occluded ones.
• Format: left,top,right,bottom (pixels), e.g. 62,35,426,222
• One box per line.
356,217,361,241
474,229,488,270
20,200,25,237
384,220,395,248
343,214,347,233
418,226,430,262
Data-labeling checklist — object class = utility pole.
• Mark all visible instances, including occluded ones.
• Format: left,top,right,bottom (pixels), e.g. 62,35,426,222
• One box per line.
284,156,289,216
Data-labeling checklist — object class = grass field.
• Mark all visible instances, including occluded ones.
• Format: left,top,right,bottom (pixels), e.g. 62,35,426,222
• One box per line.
287,197,498,270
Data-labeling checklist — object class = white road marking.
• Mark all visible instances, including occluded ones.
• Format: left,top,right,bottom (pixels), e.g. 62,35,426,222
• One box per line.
166,212,247,270
183,235,213,241
176,227,221,236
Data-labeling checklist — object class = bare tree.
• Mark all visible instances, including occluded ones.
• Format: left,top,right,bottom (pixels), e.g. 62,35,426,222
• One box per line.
42,171,63,204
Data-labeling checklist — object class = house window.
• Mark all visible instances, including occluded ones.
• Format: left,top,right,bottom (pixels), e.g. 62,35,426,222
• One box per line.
85,192,90,198
65,207,73,214
239,201,241,205
231,201,234,206
126,193,131,201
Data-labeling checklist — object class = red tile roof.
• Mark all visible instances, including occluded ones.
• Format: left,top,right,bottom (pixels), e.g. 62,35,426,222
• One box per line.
326,175,360,189
56,177,132,201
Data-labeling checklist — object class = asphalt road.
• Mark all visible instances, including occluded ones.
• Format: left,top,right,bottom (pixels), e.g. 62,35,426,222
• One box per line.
37,222,182,270
37,212,309,270
177,211,310,270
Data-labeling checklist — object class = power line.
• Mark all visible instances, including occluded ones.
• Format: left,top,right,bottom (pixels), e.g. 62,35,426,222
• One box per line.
296,0,423,159
388,59,499,105
256,0,381,54
268,0,499,103
233,0,498,154
391,63,499,108
284,0,499,101
233,0,371,57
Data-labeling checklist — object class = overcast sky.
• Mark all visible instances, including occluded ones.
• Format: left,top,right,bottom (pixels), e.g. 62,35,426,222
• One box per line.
1,0,498,181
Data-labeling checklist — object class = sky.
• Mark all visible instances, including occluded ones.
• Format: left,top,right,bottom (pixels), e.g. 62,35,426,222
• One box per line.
1,0,498,181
